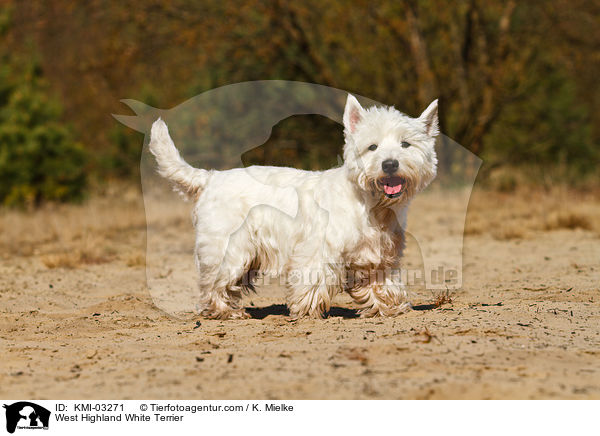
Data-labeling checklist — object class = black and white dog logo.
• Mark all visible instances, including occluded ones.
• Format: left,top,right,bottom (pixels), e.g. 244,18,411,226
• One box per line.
3,402,50,434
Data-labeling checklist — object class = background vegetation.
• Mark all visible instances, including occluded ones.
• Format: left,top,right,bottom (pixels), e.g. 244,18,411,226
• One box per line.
0,0,598,205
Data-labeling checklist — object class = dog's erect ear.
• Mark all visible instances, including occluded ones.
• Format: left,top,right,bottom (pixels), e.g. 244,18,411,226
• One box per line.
343,94,364,134
419,99,439,137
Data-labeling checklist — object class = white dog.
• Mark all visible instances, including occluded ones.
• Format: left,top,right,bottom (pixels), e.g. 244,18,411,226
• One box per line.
149,94,438,319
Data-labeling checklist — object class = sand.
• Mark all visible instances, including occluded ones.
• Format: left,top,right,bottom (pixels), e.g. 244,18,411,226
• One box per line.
1,185,599,399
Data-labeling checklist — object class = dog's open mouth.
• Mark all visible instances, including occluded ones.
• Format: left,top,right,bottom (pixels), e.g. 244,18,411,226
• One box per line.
378,176,406,199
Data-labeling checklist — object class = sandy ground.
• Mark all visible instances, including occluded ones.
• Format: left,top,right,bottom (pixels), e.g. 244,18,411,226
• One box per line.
1,184,599,399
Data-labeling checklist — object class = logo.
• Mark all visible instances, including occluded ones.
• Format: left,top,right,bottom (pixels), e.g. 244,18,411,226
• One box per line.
114,81,481,316
2,402,50,434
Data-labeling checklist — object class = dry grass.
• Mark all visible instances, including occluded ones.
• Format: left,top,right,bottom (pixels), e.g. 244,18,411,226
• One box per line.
40,253,79,269
465,186,600,238
492,225,527,241
431,289,453,308
125,252,146,267
0,183,188,269
1,185,145,257
544,211,593,231
1,182,599,272
463,218,485,236
40,237,118,268
42,250,112,269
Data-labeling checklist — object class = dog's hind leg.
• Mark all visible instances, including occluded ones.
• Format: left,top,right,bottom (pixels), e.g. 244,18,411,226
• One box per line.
195,267,249,319
194,236,253,320
196,267,251,320
196,286,250,320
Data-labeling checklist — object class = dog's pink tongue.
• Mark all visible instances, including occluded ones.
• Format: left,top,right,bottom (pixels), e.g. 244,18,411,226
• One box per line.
384,183,402,195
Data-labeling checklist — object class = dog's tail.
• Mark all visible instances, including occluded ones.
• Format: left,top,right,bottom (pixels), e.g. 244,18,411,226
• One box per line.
149,118,209,199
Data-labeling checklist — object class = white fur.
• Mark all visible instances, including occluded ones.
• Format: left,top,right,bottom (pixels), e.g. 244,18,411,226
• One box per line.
149,94,438,319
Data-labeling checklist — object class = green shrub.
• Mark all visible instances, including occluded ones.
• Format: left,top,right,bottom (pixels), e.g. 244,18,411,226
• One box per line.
0,58,87,207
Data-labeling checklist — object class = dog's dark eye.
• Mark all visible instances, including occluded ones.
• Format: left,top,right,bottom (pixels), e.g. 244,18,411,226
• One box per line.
368,144,378,151
401,141,411,148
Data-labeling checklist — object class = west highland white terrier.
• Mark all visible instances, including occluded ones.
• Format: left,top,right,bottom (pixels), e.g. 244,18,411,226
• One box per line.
149,94,438,319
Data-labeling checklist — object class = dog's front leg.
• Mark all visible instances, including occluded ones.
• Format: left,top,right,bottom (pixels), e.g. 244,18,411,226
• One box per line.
285,265,337,319
346,271,411,317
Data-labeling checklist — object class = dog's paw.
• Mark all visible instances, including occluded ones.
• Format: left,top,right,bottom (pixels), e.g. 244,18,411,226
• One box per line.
201,309,251,320
228,309,251,320
358,302,412,318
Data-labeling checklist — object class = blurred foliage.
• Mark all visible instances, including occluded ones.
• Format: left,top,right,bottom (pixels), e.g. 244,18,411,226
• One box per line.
0,0,598,205
242,115,344,170
0,7,87,206
487,64,595,172
100,87,156,179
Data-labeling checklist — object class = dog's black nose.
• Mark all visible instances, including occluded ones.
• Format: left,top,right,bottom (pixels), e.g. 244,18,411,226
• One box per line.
382,159,399,174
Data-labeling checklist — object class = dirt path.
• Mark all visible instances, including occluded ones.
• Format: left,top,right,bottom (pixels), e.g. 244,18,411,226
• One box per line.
1,186,599,399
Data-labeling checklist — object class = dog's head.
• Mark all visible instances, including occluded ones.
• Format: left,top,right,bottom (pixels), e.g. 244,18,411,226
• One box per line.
342,94,438,205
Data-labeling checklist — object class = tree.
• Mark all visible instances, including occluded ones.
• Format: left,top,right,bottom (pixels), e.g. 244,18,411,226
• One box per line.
0,9,87,206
